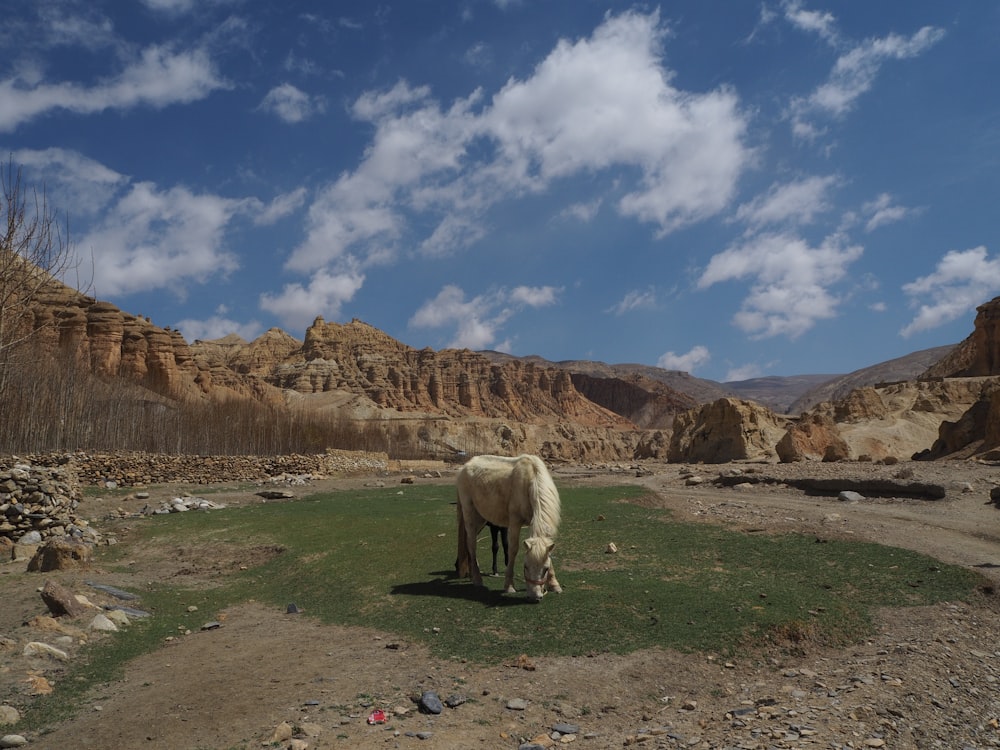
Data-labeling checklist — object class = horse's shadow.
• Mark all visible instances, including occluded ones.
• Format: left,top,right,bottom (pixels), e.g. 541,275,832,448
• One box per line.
390,570,537,607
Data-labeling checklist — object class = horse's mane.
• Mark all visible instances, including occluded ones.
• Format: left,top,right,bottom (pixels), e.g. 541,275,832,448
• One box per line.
524,455,561,539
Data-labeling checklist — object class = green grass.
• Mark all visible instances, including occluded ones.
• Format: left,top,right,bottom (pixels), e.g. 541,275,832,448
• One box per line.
24,483,988,728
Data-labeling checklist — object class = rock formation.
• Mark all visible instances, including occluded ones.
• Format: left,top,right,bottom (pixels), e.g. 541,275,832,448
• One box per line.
668,398,789,463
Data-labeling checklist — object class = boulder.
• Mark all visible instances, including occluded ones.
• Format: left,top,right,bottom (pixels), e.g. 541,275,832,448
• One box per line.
668,398,787,463
27,537,92,572
776,413,850,463
40,579,89,618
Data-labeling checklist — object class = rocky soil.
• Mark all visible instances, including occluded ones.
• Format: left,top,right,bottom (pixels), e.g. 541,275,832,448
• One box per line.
3,458,1000,750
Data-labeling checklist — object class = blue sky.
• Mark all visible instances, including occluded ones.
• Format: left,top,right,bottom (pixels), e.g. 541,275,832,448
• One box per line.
3,1,998,382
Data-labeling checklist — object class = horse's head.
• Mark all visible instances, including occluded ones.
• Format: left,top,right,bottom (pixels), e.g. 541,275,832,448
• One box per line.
522,536,555,602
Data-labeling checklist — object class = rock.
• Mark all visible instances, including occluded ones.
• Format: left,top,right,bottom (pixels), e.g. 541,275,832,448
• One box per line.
668,398,787,463
506,698,529,710
0,706,19,727
269,721,294,743
89,614,119,632
256,490,294,499
40,579,89,618
444,694,467,708
27,537,92,572
22,641,69,660
103,609,131,628
418,690,443,714
552,722,580,734
838,491,865,503
0,735,28,748
776,412,850,463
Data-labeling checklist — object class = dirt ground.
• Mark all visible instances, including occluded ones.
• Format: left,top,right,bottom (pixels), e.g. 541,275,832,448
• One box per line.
4,459,1000,749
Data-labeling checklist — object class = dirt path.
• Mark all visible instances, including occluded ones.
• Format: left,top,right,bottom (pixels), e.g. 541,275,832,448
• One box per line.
4,459,1000,749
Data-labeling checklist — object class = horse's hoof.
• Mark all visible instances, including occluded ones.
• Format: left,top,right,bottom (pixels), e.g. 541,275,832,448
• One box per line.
550,586,563,594
503,585,516,594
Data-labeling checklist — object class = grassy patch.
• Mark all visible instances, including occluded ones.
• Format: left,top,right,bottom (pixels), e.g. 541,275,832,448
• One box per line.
25,482,987,727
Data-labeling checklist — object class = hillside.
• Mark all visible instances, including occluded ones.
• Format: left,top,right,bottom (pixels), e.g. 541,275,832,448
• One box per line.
788,345,957,414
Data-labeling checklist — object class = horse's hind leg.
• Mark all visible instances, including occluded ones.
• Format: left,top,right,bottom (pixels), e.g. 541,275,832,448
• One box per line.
489,523,508,576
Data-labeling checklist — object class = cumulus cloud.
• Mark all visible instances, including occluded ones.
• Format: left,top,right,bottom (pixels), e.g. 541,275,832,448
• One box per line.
174,308,264,343
285,9,751,308
251,187,308,226
0,44,229,132
10,147,128,216
259,266,366,335
734,175,839,229
725,362,765,382
782,1,838,45
698,231,864,339
784,3,944,139
900,247,1000,337
863,192,917,232
258,83,324,123
78,181,244,298
607,288,657,316
410,283,559,350
657,345,710,373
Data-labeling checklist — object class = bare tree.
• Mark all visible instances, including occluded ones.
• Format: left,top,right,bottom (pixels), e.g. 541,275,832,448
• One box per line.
0,157,78,394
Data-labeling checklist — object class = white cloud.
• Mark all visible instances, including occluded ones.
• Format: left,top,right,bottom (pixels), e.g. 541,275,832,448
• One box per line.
699,231,863,339
607,288,656,316
174,314,264,344
509,285,560,307
10,147,128,216
863,192,917,232
788,20,944,138
410,283,559,350
725,363,764,382
559,199,602,223
900,247,1000,337
782,1,838,45
657,345,710,373
251,187,308,226
258,83,324,123
78,182,244,298
735,175,839,229
0,44,229,132
285,10,751,307
259,267,366,335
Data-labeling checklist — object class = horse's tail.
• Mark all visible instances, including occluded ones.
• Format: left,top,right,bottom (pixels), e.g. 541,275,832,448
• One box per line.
456,490,470,578
526,455,561,539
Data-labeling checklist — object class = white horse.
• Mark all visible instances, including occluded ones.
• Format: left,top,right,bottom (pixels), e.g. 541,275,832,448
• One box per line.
455,454,562,602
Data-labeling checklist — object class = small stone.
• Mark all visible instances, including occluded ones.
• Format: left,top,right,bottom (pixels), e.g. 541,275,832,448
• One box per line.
0,706,19,727
838,490,865,503
552,723,580,734
89,614,119,632
22,641,69,660
269,721,294,743
506,698,529,711
419,690,443,714
444,694,467,708
0,735,28,748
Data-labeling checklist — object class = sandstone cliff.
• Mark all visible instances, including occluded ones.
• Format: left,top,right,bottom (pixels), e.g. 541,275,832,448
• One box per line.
668,398,790,463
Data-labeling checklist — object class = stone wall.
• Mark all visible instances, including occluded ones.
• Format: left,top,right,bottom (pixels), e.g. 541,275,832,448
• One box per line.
0,450,391,544
0,461,86,544
27,449,392,487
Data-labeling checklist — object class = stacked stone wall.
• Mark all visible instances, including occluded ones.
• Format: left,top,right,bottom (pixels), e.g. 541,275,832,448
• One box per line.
1,450,390,543
0,461,86,544
17,449,390,488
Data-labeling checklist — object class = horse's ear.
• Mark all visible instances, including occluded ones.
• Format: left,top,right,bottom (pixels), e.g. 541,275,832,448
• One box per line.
523,539,531,551
546,542,555,555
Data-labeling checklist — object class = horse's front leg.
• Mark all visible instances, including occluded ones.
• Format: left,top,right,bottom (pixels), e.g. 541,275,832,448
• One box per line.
502,525,521,594
545,560,563,594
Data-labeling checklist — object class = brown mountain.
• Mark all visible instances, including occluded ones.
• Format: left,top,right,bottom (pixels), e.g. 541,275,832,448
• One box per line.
787,345,957,415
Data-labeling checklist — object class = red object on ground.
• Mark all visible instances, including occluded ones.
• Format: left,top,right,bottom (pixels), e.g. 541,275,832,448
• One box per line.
367,709,387,725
